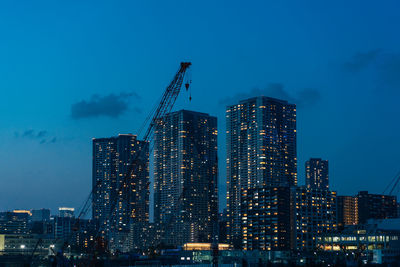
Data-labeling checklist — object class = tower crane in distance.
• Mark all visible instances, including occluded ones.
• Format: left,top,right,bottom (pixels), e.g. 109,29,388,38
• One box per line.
56,62,193,265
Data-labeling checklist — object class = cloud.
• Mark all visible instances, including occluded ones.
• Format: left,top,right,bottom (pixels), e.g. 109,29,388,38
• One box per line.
37,130,48,138
219,83,321,108
15,129,56,144
20,129,47,139
22,129,35,138
296,88,321,107
342,49,381,73
71,92,140,120
343,49,400,90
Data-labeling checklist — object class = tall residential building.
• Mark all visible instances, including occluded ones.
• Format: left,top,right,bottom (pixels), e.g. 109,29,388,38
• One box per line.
356,191,397,224
337,196,358,228
292,186,337,251
226,96,297,248
154,110,218,246
306,158,329,190
92,134,149,250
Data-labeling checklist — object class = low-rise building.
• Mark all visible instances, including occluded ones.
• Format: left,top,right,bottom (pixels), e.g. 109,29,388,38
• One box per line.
357,191,397,224
318,219,400,264
0,234,60,256
0,212,29,235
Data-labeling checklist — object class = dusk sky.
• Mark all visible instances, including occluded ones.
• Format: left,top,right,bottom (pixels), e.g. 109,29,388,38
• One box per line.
1,0,400,215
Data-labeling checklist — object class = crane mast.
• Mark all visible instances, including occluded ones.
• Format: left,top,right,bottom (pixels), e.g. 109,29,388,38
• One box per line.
383,170,400,196
31,63,193,265
77,62,191,252
94,62,191,243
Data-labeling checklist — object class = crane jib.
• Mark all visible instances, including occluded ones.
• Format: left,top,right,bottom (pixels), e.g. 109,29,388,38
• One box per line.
65,62,192,258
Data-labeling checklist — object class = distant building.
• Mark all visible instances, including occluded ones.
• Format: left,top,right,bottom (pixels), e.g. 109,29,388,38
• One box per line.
356,191,397,224
292,186,337,251
306,158,329,190
337,196,358,228
318,219,400,265
31,209,51,222
29,220,54,237
0,212,29,235
92,134,149,251
242,186,292,251
54,216,74,240
154,110,218,247
0,234,59,256
58,207,74,218
53,216,96,252
226,96,297,248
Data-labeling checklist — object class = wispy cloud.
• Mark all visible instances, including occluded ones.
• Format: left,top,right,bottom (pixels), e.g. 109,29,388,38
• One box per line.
342,49,381,73
15,129,57,144
70,92,141,120
343,49,400,91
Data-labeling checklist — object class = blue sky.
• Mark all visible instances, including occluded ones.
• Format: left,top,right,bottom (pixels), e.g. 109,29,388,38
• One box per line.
0,0,400,215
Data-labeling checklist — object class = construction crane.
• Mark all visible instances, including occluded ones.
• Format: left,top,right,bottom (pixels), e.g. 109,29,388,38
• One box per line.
89,62,192,254
382,170,400,196
29,63,192,266
60,62,192,263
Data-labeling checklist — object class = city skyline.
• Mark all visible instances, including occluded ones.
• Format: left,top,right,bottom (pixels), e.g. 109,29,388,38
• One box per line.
1,1,400,214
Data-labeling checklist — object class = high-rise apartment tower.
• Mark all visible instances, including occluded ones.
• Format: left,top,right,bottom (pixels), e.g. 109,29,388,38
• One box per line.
226,96,297,248
154,110,218,246
92,134,149,251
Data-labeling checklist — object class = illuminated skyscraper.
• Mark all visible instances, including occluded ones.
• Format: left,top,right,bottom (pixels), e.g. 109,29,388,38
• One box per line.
306,158,329,190
92,134,149,251
226,96,297,248
154,110,218,246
